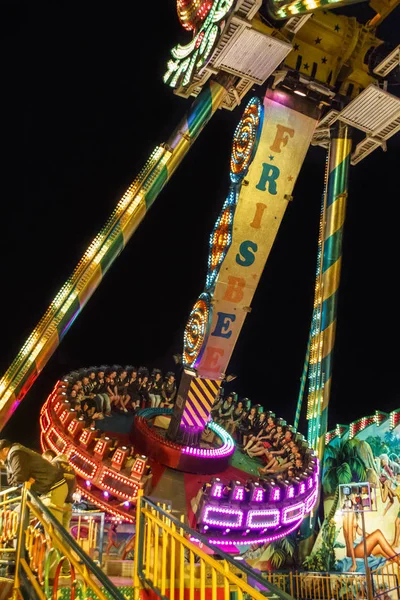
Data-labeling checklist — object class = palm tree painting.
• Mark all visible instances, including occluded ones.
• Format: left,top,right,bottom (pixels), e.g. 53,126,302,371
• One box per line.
322,438,367,521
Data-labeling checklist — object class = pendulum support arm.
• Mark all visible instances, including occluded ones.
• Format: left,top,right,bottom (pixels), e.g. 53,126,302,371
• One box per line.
0,74,235,432
306,121,352,461
298,159,329,436
168,90,320,442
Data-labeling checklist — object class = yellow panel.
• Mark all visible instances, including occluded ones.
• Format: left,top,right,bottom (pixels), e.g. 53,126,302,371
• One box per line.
197,91,318,380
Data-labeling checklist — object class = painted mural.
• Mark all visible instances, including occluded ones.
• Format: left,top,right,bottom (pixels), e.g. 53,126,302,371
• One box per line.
304,411,400,596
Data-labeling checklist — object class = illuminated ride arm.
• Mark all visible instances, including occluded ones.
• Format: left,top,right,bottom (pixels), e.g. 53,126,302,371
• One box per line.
0,74,233,430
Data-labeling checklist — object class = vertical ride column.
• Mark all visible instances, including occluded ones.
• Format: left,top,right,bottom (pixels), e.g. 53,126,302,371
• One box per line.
307,121,352,459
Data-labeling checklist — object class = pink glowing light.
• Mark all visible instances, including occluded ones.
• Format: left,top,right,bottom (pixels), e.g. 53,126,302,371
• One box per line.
207,521,301,546
203,506,243,529
233,487,245,501
272,488,280,501
282,501,305,525
254,488,264,502
246,509,280,529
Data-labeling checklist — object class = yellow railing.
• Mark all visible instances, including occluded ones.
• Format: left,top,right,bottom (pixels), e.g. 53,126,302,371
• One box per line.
263,565,400,600
70,510,105,564
0,485,21,589
372,556,400,599
133,492,295,600
0,486,21,547
11,483,126,600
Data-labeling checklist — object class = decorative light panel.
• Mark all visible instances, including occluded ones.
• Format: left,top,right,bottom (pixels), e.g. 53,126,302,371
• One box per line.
177,0,214,31
181,421,235,457
67,449,98,480
210,478,224,498
131,456,148,479
165,0,235,89
230,97,263,184
93,438,113,460
79,427,98,449
99,470,139,501
203,506,244,528
282,502,305,525
205,188,238,290
246,509,280,529
67,418,85,438
111,447,129,472
206,520,301,546
183,293,211,367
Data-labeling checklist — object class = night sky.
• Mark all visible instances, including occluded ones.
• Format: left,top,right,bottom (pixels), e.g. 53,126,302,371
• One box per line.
1,1,399,448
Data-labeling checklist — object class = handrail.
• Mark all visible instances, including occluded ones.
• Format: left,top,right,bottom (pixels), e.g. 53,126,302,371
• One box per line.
27,489,126,598
140,495,295,600
0,486,19,498
10,483,126,600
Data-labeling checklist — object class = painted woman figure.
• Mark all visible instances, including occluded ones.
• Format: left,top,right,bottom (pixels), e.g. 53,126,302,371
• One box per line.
342,507,400,572
379,454,396,515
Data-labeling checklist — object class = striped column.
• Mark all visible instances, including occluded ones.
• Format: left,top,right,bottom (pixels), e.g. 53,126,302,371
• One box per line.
305,165,329,448
0,75,233,431
294,329,311,431
313,122,352,460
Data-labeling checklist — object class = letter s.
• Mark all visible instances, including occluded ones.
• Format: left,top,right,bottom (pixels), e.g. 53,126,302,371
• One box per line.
236,241,258,267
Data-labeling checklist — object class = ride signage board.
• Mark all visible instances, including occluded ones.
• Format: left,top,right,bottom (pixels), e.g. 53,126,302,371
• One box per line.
196,89,319,380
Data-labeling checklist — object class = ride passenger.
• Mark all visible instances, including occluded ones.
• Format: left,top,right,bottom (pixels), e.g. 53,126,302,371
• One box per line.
242,412,268,453
149,369,163,408
114,370,130,412
216,394,235,425
238,406,258,447
162,372,177,407
225,400,245,435
127,369,140,410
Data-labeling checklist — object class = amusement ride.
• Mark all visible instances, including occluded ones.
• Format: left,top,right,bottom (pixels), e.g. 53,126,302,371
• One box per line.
1,0,400,599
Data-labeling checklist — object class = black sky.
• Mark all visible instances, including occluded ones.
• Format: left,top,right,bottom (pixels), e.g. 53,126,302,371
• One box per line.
1,0,399,448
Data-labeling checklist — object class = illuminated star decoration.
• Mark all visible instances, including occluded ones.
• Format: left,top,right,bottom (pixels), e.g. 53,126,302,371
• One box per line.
183,293,211,366
293,43,300,51
321,57,327,64
303,63,309,70
288,175,294,182
314,37,322,45
269,155,274,161
164,0,235,89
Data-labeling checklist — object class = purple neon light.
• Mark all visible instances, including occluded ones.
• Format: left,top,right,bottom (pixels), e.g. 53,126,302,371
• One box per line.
287,486,295,499
300,482,306,495
246,509,280,529
282,501,305,525
272,488,280,501
212,483,223,498
233,487,245,501
307,476,313,489
203,506,243,528
254,488,264,502
206,521,301,546
181,421,235,458
305,489,318,513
